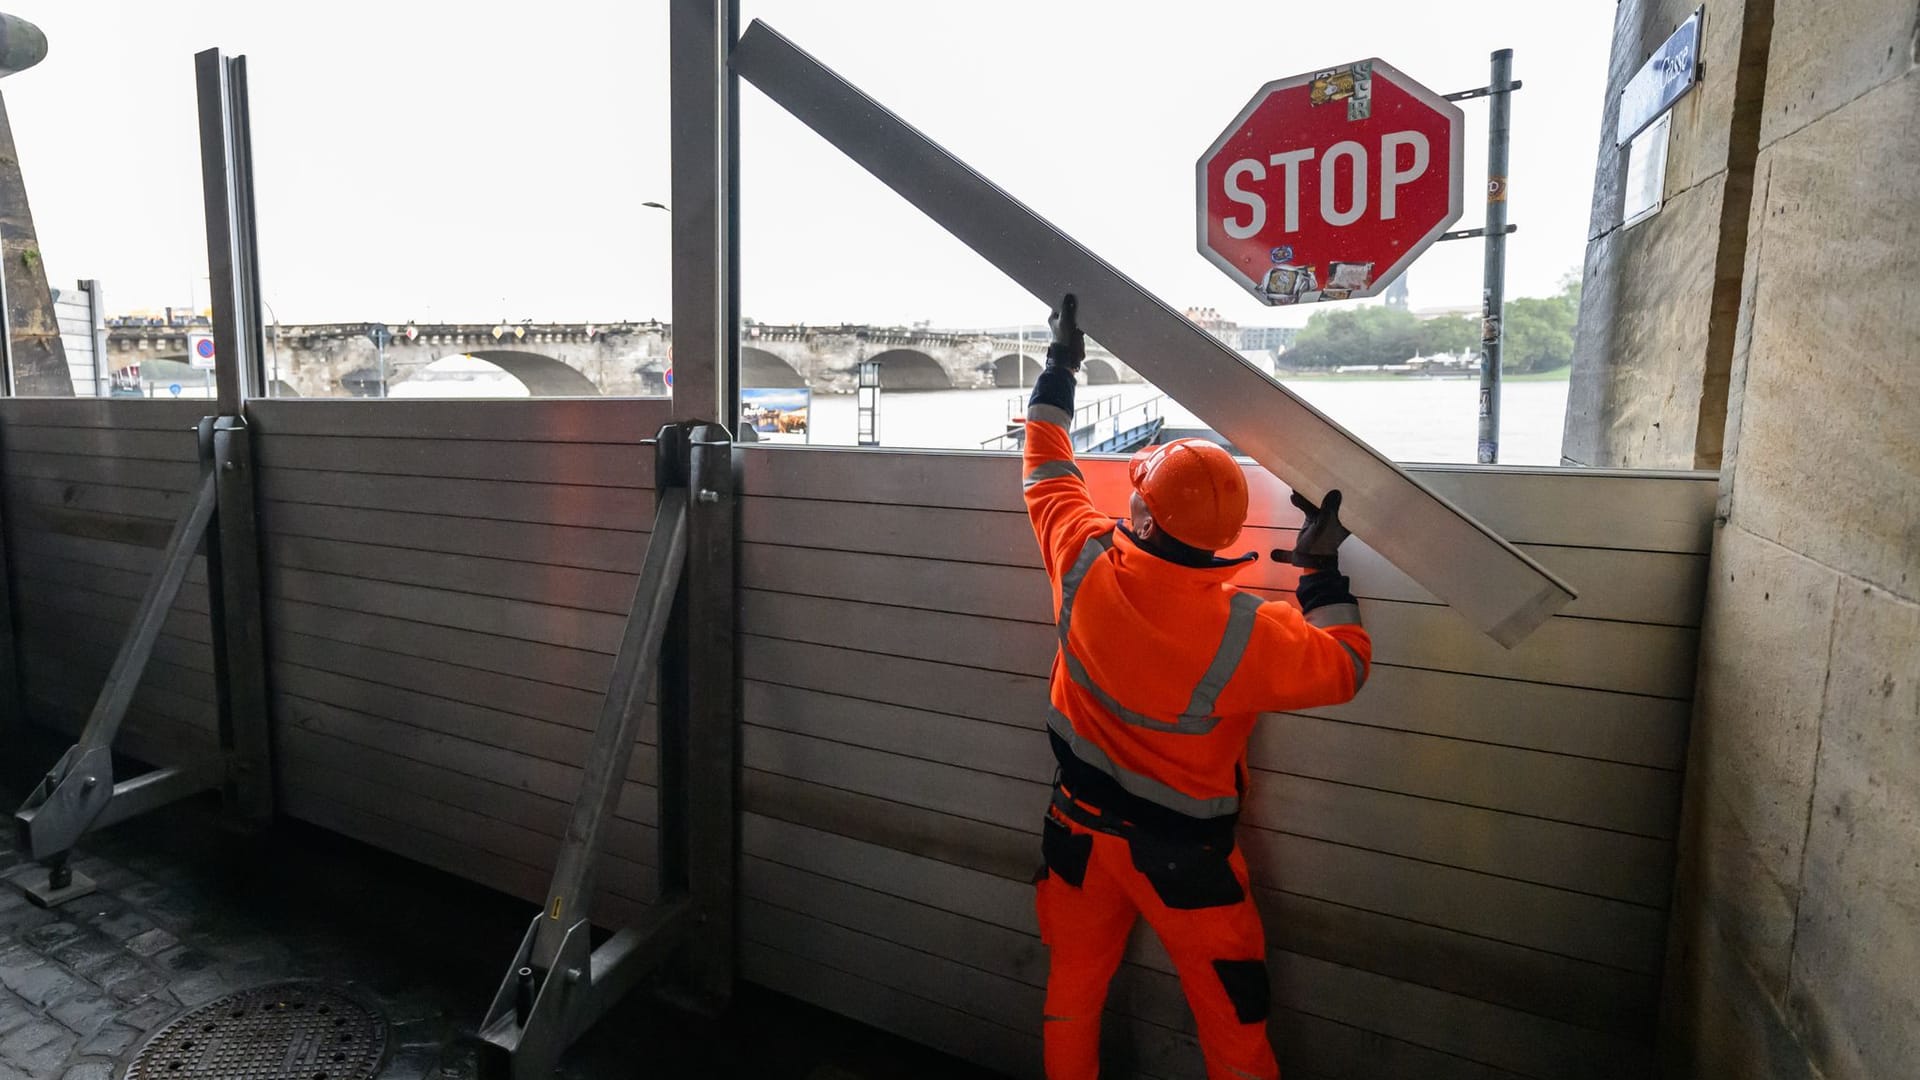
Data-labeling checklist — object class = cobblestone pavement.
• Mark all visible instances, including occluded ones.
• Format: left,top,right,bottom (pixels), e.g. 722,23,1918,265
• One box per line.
0,760,1000,1080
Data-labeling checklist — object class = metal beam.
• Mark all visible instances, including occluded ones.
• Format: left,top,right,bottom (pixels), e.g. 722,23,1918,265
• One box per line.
731,21,1575,646
669,0,740,428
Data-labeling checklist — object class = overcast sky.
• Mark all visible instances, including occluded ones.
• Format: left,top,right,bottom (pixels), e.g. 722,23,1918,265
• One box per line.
5,1,1612,330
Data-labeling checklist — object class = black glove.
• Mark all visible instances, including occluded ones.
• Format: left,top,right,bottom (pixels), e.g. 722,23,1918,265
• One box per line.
1046,294,1085,371
1273,489,1350,570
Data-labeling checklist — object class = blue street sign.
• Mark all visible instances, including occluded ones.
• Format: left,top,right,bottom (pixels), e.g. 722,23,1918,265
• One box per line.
168,383,182,397
1617,7,1702,146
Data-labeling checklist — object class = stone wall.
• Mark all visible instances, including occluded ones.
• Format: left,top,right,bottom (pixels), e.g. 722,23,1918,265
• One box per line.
1562,0,1775,468
1660,2,1920,1077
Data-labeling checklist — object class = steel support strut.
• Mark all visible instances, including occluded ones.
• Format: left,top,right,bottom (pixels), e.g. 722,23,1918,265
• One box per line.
477,423,737,1080
7,47,277,908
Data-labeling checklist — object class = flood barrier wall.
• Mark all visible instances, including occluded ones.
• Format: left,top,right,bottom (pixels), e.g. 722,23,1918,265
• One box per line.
0,397,1717,1080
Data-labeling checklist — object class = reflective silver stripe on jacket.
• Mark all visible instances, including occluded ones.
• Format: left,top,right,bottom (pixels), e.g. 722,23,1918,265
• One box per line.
1023,458,1085,490
1303,602,1362,629
1028,403,1072,429
1047,708,1241,818
1180,591,1265,722
1336,641,1368,688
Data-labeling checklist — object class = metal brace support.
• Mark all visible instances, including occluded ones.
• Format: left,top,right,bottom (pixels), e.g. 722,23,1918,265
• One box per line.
477,421,737,1079
1439,224,1520,242
11,468,220,905
1444,78,1524,101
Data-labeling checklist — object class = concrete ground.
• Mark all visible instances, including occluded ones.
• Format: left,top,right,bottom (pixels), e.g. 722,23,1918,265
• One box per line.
0,736,1005,1080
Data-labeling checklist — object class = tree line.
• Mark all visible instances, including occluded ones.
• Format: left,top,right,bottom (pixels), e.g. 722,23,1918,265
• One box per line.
1280,274,1581,373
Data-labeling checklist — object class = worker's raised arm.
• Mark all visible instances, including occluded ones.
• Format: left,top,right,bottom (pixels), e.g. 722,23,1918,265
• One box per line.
1220,490,1373,711
1022,295,1111,579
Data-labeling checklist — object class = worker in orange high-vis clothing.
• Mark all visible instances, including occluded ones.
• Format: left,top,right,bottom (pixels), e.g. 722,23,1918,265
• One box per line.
1022,296,1371,1080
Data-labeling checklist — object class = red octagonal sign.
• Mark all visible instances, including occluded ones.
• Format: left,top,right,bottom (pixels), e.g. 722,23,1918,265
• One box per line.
1198,59,1464,306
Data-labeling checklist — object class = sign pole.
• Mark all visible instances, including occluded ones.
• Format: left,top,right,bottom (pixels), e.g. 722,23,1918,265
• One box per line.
1476,48,1513,465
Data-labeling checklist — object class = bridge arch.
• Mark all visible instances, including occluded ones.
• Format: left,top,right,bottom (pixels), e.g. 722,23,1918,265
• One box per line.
742,346,806,388
463,351,601,396
1084,357,1120,385
991,353,1043,388
868,348,950,390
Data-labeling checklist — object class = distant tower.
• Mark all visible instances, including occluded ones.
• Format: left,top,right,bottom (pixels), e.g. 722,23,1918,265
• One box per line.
1384,275,1410,310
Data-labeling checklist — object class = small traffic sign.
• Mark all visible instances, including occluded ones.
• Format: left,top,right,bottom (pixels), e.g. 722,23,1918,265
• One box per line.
188,332,216,369
168,383,182,397
1198,58,1464,306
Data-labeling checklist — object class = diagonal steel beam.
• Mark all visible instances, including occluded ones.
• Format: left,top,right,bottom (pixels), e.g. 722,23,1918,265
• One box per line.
731,21,1574,646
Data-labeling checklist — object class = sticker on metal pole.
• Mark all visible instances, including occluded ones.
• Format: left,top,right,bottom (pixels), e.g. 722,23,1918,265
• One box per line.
1197,59,1464,306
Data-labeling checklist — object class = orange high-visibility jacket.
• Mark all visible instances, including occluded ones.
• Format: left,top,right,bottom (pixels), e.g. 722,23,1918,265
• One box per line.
1023,408,1372,821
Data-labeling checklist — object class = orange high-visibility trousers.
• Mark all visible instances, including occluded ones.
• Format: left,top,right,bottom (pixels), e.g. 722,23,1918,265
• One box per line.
1035,804,1278,1080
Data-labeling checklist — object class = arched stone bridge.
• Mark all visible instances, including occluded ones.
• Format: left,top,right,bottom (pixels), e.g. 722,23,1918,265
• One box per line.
104,321,1136,397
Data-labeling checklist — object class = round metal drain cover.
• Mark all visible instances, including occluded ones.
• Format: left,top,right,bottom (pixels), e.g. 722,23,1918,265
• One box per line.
128,981,387,1080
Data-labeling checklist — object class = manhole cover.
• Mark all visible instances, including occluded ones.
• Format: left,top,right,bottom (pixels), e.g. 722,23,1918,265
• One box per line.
127,981,387,1080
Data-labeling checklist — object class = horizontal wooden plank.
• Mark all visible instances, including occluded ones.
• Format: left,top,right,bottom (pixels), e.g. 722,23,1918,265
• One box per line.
21,641,216,706
746,851,1640,1077
745,633,1686,771
267,598,614,693
280,725,656,893
1296,664,1689,770
741,586,1698,700
20,606,215,675
267,534,638,616
745,724,1044,835
741,500,1707,627
278,693,658,829
257,467,655,531
744,768,1037,885
743,771,1664,973
270,664,656,785
0,399,207,431
1242,768,1674,907
266,567,624,654
12,528,207,580
258,434,655,488
742,941,1043,1080
17,553,212,617
5,476,196,521
744,721,1671,907
1251,714,1682,839
261,501,647,574
737,446,1716,552
745,680,1049,783
268,628,616,735
7,500,180,548
0,425,199,463
247,398,672,442
13,571,212,644
4,450,200,492
280,786,647,933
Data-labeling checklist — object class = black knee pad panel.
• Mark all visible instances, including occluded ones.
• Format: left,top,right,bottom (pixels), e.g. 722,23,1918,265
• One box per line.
1211,958,1271,1024
1042,816,1094,887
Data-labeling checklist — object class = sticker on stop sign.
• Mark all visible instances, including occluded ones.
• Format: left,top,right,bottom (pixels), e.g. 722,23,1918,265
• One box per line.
1197,58,1463,306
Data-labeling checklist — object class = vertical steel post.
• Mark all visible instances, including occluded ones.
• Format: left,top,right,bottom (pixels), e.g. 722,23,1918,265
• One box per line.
83,280,108,397
679,423,736,1008
194,48,274,827
1476,48,1513,465
669,0,740,429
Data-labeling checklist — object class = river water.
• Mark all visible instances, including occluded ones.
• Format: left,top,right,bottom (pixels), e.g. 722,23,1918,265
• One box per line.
800,378,1570,465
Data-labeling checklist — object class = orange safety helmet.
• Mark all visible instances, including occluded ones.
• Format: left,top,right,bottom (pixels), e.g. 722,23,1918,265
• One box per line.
1128,438,1249,551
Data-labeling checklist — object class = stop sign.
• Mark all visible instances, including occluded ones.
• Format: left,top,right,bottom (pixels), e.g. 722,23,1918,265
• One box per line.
1198,58,1463,306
